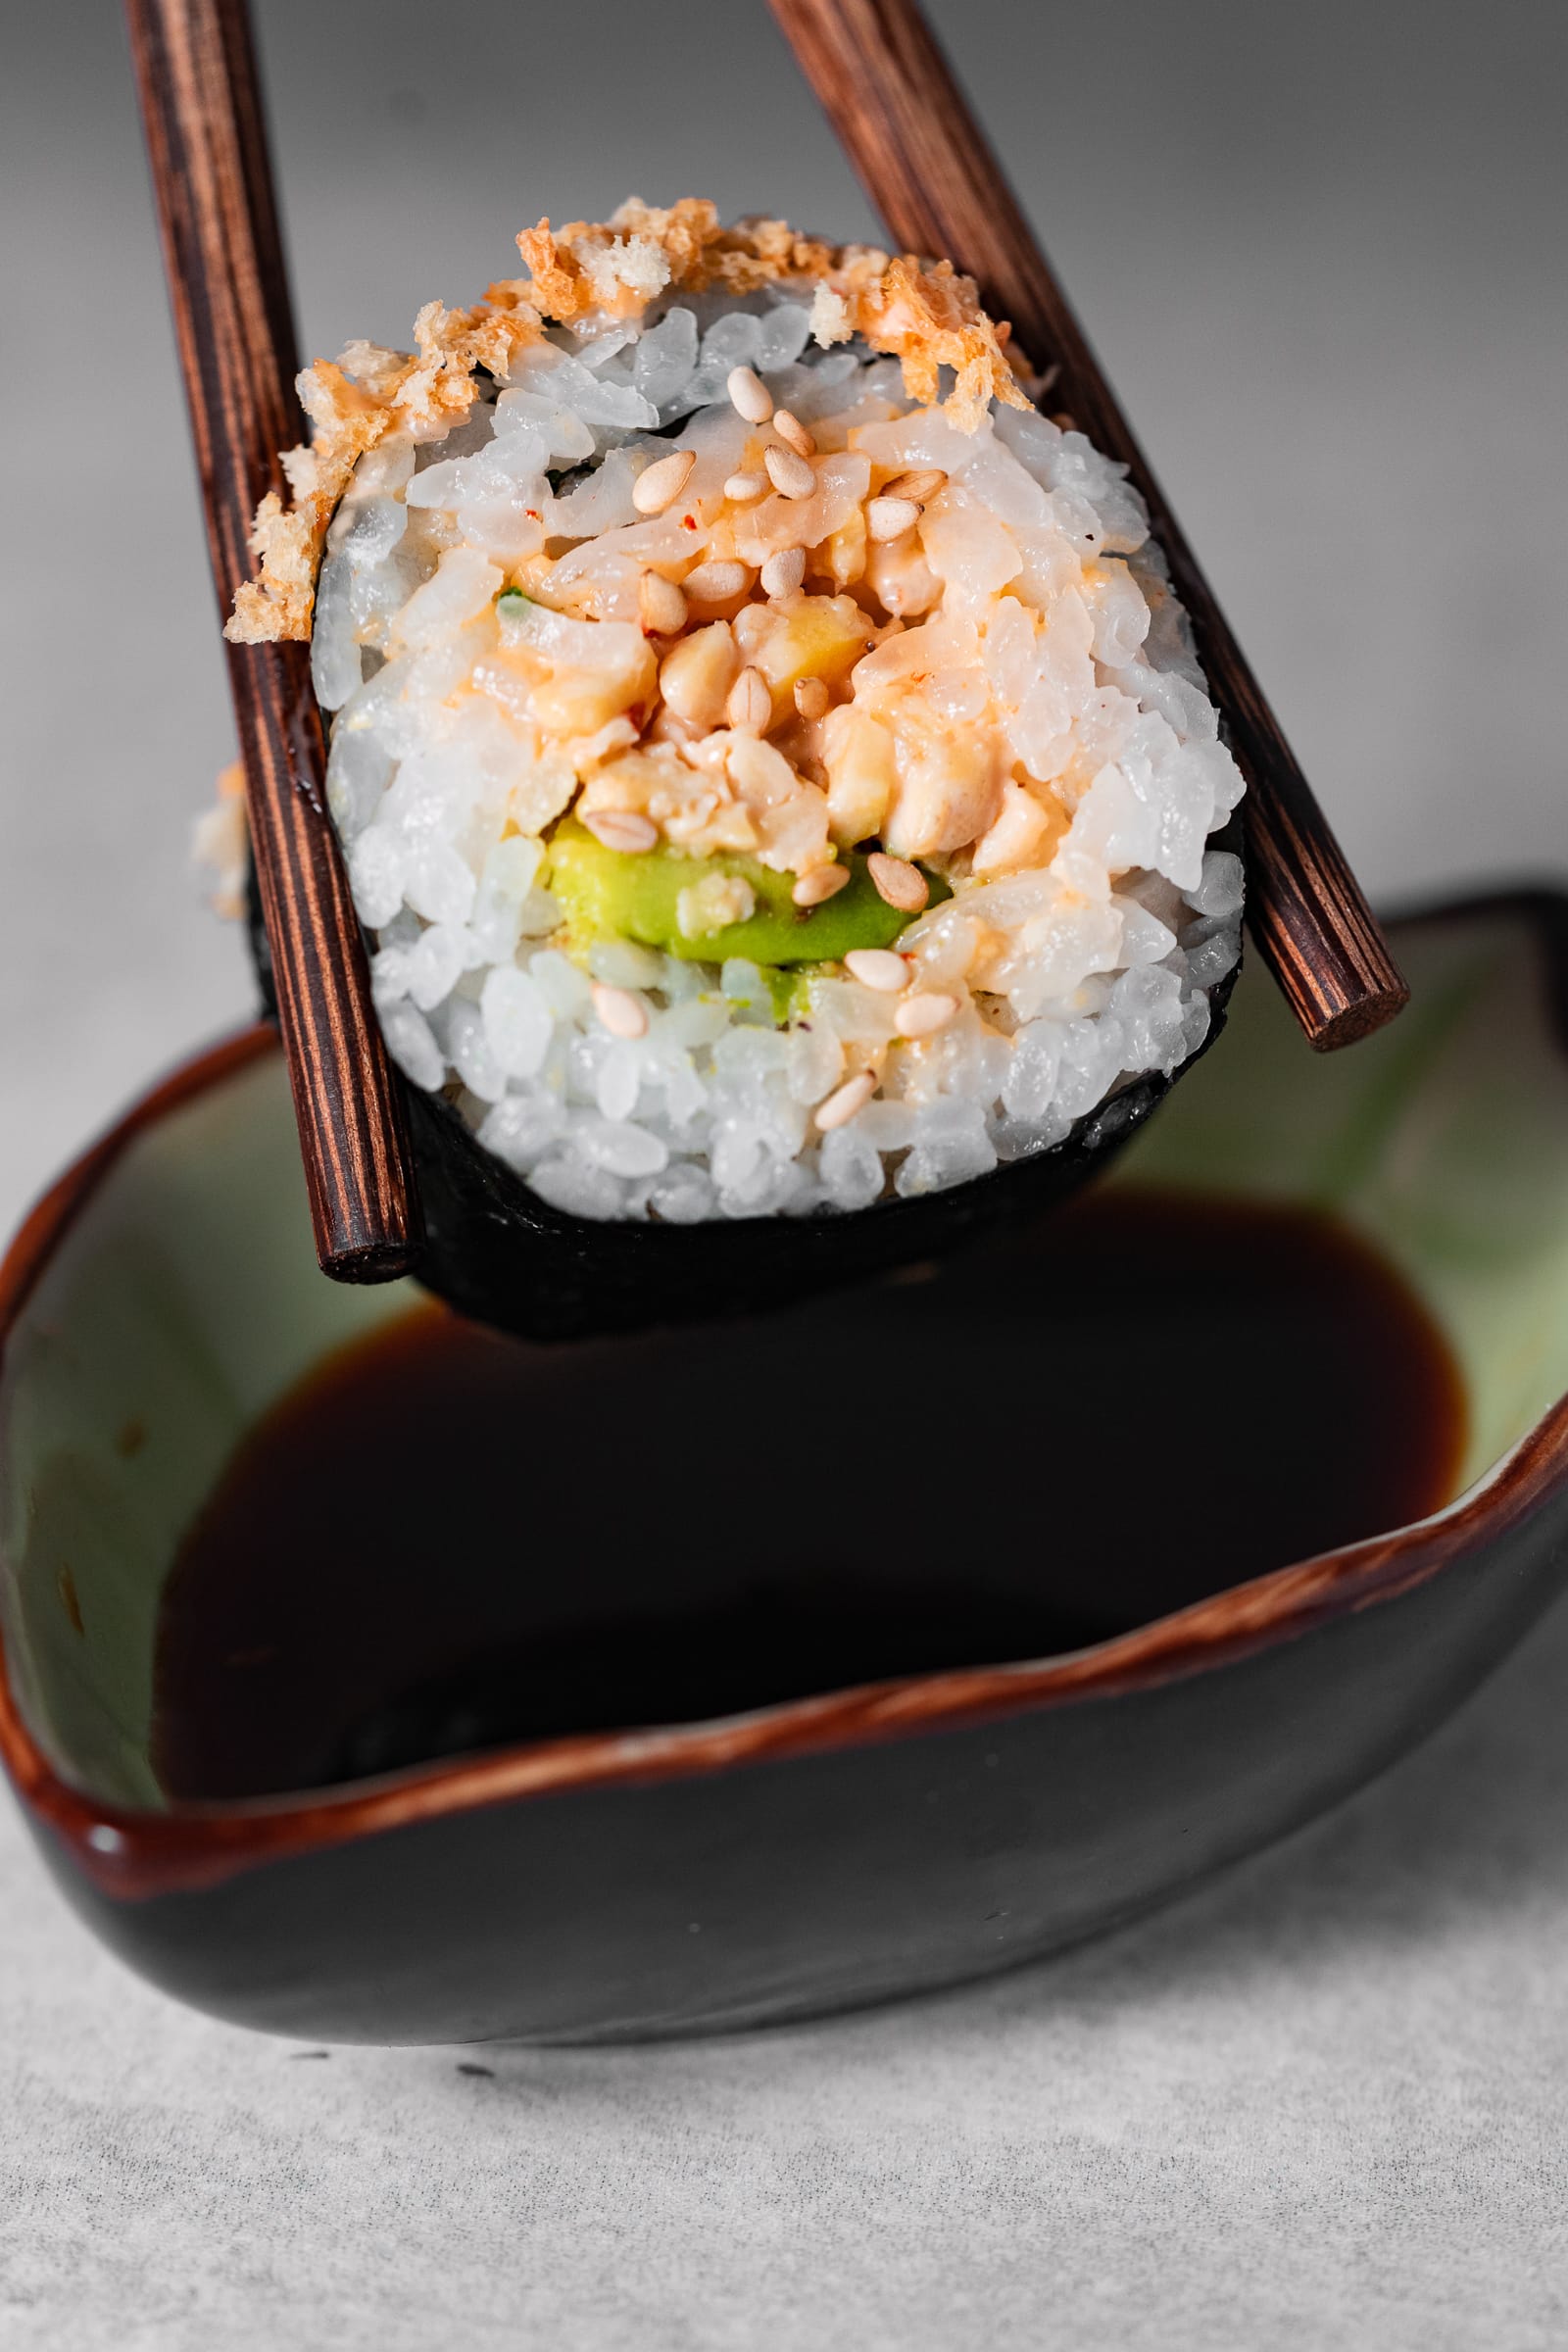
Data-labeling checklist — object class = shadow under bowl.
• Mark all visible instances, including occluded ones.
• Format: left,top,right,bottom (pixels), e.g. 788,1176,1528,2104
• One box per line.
2,896,1567,2044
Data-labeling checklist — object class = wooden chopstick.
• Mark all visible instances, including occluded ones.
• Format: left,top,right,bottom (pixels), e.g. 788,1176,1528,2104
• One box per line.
768,0,1409,1051
124,0,423,1277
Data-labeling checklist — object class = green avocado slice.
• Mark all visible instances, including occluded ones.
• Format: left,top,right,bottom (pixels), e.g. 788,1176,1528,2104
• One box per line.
546,819,950,972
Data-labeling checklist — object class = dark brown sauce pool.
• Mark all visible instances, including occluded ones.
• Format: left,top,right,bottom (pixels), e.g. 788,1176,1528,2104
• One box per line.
153,1190,1467,1801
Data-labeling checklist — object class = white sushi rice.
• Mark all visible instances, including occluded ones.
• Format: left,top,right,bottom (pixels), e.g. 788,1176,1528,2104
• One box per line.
312,276,1244,1222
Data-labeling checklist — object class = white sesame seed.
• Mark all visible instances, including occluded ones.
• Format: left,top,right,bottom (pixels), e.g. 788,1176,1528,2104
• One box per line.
760,546,807,599
882,467,948,504
814,1071,876,1130
772,408,815,458
792,863,852,907
866,853,929,912
895,991,958,1038
632,448,697,515
727,365,773,423
866,495,921,542
793,676,830,720
592,983,651,1040
725,666,773,733
844,948,908,992
683,559,752,604
764,444,816,501
638,570,688,635
581,808,659,854
723,469,768,502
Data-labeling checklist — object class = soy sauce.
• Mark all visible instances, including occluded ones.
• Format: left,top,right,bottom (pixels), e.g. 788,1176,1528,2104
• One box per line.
153,1191,1466,1801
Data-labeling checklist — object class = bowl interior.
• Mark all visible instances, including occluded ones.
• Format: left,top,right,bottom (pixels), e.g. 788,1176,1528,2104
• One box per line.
3,904,1567,1812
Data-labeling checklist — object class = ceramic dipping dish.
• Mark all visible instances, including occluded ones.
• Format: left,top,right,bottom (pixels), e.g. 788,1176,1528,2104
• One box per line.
1,898,1565,2045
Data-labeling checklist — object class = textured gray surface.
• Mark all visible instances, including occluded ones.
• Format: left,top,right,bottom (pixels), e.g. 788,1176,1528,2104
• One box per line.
1,0,1565,2342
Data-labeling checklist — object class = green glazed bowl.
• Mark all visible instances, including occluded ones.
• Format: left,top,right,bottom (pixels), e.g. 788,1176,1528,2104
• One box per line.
1,897,1566,2043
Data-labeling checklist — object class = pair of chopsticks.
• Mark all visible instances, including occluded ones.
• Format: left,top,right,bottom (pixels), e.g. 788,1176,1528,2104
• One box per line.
125,0,1408,1285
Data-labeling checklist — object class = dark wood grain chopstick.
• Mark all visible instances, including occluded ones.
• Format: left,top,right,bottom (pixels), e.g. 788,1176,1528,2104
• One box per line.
768,0,1409,1050
124,0,423,1277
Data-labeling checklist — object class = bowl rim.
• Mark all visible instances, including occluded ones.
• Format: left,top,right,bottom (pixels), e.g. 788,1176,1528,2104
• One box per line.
3,892,1567,1901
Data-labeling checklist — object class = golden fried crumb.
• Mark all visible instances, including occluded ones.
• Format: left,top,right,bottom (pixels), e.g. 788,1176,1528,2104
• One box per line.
191,758,249,919
226,199,1034,647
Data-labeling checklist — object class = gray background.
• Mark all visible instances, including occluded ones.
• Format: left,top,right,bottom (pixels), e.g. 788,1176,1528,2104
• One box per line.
1,1,1565,2344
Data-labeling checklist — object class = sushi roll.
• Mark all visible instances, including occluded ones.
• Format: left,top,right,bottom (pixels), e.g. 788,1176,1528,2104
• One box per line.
230,200,1244,1328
